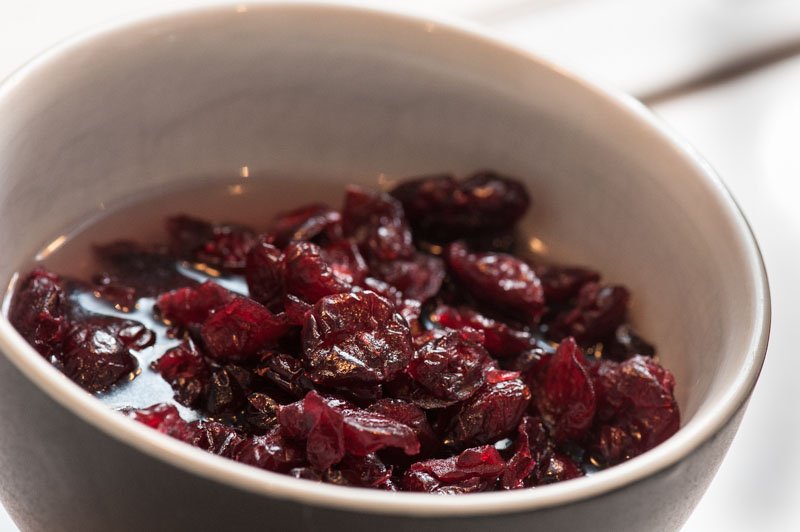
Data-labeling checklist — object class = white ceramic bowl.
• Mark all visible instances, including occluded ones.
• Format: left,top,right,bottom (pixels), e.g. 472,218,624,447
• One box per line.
0,3,769,531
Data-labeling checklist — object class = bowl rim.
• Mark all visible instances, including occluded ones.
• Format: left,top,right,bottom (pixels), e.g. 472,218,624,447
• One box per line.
0,0,771,517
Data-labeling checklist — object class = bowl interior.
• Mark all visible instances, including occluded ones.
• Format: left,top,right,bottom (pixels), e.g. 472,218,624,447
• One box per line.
0,2,767,512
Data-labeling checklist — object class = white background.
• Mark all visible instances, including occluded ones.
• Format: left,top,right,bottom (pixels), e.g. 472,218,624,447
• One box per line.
2,1,799,530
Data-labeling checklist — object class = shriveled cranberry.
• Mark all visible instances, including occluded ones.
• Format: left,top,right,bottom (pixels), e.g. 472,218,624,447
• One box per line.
284,294,312,326
278,391,345,469
245,237,285,310
151,339,210,407
9,267,68,358
155,280,235,329
59,316,153,393
359,277,422,330
270,203,342,247
125,403,185,432
341,185,414,262
602,324,656,361
241,393,280,434
320,239,368,287
442,370,530,449
338,404,420,457
233,426,306,473
535,337,596,443
430,304,534,358
547,283,630,345
91,272,138,312
533,264,600,304
391,171,530,243
368,399,439,456
284,241,350,305
501,416,539,489
446,242,544,321
254,352,313,400
407,329,489,405
301,291,413,387
94,241,196,297
589,356,680,465
204,365,253,416
200,298,289,362
166,215,256,272
371,252,445,301
327,454,394,489
403,445,505,493
173,419,243,457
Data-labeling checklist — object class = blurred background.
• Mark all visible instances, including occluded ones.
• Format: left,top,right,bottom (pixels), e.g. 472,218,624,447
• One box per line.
2,1,798,530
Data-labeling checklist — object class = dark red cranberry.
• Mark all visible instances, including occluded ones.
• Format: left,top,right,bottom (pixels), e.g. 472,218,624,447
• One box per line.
278,391,345,469
151,339,210,407
203,365,252,416
370,252,445,301
201,298,289,362
301,291,413,387
535,337,596,443
233,426,307,473
254,352,314,400
327,454,394,489
589,356,680,465
407,329,490,405
446,242,545,321
391,171,530,242
9,267,68,358
501,416,540,489
244,237,285,310
270,203,342,247
368,399,439,457
125,403,185,432
173,419,243,457
442,370,531,449
430,304,534,358
337,404,420,457
403,445,506,493
93,241,196,297
155,280,235,329
320,239,369,287
283,241,351,305
533,264,601,304
547,283,630,345
91,272,138,312
241,393,280,434
341,185,415,262
166,215,256,272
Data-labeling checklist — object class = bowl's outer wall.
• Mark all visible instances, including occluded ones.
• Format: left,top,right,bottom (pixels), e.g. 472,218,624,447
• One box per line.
0,350,743,532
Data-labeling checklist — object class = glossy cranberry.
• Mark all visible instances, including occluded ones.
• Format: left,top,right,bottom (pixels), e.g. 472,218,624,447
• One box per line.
535,337,596,443
233,426,307,473
151,339,210,407
430,304,534,358
301,291,413,387
93,240,196,297
156,280,235,329
337,403,420,457
370,252,445,302
201,298,289,362
173,420,243,457
278,391,345,469
533,264,600,304
125,403,185,432
166,215,256,272
283,241,350,305
320,239,368,287
548,282,630,345
254,352,313,400
407,329,489,405
446,242,545,321
9,268,68,358
391,171,530,242
403,445,506,493
203,365,252,416
327,454,394,489
368,399,439,456
244,237,285,310
341,185,414,262
442,370,530,449
270,203,342,247
91,272,138,312
241,393,280,434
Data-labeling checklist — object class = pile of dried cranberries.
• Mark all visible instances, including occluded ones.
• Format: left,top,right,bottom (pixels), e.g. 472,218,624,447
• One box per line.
8,171,679,493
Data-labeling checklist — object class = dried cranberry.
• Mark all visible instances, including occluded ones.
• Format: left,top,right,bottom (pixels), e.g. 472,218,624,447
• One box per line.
173,419,243,457
166,215,256,272
430,304,534,358
301,291,413,387
244,237,285,310
338,404,420,457
9,267,68,358
407,329,489,405
278,391,345,469
548,283,630,345
270,203,342,247
533,264,601,304
446,242,544,321
391,171,529,242
200,298,289,362
589,356,680,465
341,185,414,262
204,365,252,416
233,426,306,473
94,241,196,297
125,403,185,432
327,454,394,489
284,241,350,305
241,393,280,434
151,339,210,407
254,352,314,400
91,272,138,312
535,337,596,442
320,239,368,287
403,445,505,493
441,370,530,449
156,281,235,329
371,252,445,301
368,399,439,456
602,324,657,361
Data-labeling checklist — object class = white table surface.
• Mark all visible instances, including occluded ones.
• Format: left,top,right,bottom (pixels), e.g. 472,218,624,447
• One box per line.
2,1,799,530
